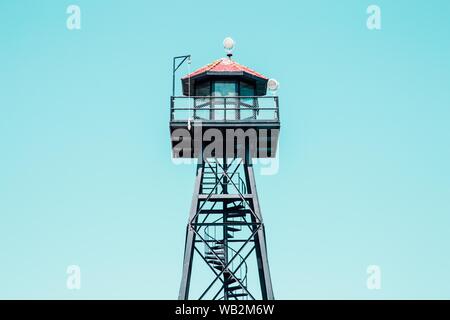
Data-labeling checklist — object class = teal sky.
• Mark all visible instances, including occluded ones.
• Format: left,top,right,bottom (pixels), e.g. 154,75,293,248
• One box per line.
1,0,449,299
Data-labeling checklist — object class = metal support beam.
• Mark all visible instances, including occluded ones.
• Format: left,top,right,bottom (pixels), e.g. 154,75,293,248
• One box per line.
245,161,275,300
178,162,203,299
178,157,274,300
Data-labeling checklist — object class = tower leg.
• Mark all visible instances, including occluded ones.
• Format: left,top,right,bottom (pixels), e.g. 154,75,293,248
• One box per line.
245,162,274,300
179,163,203,300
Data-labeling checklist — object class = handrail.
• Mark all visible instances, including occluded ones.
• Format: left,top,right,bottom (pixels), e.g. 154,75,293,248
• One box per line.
172,95,278,99
170,96,279,122
170,107,279,110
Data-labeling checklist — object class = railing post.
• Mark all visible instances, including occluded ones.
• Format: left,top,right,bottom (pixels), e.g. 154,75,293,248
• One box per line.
192,97,195,120
170,96,174,121
274,97,279,120
224,97,227,120
210,97,214,120
253,97,257,120
237,97,240,120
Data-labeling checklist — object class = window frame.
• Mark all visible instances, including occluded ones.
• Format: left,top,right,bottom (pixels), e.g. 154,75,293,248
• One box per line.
194,78,256,97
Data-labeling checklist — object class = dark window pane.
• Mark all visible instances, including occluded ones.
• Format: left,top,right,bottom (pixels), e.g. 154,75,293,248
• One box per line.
195,81,210,96
239,82,256,118
240,81,255,96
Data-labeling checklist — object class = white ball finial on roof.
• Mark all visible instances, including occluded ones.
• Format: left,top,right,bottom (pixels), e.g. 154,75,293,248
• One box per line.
223,37,235,57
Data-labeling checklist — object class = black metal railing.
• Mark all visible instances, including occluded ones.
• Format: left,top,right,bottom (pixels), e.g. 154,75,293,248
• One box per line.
170,96,279,122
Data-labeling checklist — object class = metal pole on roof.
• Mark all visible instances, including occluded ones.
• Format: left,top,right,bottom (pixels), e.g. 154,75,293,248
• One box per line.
172,55,191,96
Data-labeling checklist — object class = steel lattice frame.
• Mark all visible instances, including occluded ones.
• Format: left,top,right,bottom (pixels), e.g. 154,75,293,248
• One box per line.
178,157,274,300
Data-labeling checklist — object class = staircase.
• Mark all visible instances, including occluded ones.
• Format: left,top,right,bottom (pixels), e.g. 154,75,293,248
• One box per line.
202,161,218,194
201,159,249,300
204,219,248,300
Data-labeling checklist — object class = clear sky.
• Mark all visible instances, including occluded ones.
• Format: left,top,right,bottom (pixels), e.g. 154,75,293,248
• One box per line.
0,0,449,299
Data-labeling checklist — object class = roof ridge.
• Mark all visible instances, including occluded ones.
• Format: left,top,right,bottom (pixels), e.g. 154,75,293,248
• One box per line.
226,59,266,78
210,59,223,70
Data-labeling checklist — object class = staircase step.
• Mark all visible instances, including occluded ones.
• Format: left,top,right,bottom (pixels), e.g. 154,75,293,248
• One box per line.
228,293,248,298
227,205,245,210
225,278,236,285
228,285,244,291
227,233,234,239
223,270,231,276
211,245,224,250
205,254,224,260
207,260,224,266
206,250,224,256
227,226,241,232
228,211,247,218
206,252,224,257
206,253,224,258
199,194,251,201
208,251,224,256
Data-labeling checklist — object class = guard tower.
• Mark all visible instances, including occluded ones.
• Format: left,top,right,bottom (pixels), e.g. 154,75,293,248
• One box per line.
170,38,280,300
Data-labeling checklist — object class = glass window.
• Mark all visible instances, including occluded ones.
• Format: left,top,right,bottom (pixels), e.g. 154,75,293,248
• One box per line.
195,81,210,96
213,81,237,97
239,82,256,120
193,82,211,120
211,81,237,120
240,81,255,96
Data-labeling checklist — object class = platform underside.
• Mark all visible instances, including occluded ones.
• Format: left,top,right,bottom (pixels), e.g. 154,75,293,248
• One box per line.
170,121,280,158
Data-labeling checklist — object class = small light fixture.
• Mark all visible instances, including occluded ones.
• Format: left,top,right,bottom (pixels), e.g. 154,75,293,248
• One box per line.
267,78,280,92
223,37,235,57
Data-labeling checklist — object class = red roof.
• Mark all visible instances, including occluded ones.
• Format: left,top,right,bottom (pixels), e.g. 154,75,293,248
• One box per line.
182,58,268,80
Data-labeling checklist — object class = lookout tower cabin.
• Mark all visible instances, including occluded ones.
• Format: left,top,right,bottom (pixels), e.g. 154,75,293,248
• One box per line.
170,48,280,159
